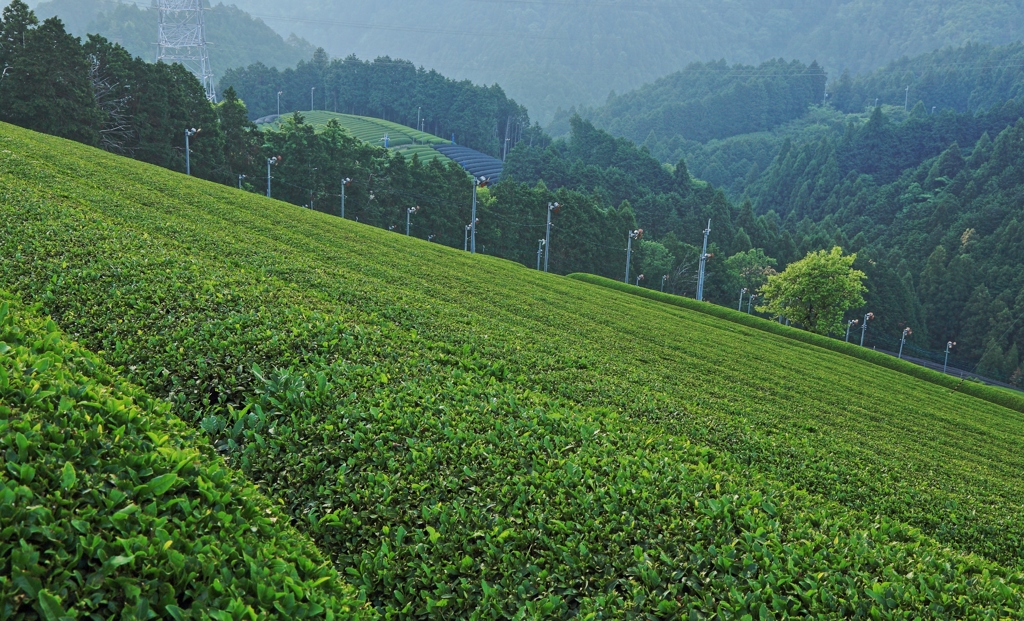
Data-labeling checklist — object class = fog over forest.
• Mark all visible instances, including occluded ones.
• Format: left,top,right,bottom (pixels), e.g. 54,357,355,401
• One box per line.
31,0,1024,122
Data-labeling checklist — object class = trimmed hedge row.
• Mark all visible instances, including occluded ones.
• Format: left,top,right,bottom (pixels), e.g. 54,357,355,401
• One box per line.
567,273,1024,415
0,295,374,620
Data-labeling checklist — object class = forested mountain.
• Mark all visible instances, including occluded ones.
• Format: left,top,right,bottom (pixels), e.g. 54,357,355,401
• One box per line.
166,0,1024,122
547,59,828,146
30,0,312,79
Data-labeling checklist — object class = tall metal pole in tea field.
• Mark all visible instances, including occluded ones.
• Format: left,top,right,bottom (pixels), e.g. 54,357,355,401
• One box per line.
845,319,859,342
898,327,913,359
860,312,875,347
471,177,489,254
625,229,643,283
406,206,419,236
738,288,747,311
266,156,280,198
340,178,351,218
544,202,559,273
185,128,199,175
944,341,956,373
537,239,545,271
696,220,712,301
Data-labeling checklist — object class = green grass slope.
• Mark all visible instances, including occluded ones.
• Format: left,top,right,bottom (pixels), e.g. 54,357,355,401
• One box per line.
0,295,373,619
2,122,1024,617
259,112,451,165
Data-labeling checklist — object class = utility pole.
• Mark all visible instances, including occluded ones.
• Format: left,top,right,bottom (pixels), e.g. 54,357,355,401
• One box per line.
471,177,489,254
860,312,874,347
544,202,559,272
898,327,913,359
624,229,643,283
696,220,712,301
464,222,475,252
536,239,546,271
417,107,421,140
406,206,420,235
738,288,747,311
944,341,956,373
277,91,283,116
266,156,280,198
340,178,351,218
905,85,910,112
184,128,199,175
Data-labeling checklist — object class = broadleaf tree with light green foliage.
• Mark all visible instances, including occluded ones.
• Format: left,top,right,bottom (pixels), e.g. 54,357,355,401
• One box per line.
758,246,867,336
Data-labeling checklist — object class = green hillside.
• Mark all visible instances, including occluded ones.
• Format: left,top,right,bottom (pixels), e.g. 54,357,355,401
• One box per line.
0,294,372,618
260,111,452,165
3,122,1024,616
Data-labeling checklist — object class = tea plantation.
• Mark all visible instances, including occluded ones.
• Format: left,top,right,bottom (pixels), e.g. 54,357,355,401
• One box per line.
3,122,1024,618
0,295,372,619
258,112,452,165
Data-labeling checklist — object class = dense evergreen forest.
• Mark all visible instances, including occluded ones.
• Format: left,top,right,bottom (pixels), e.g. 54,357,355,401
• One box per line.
183,0,1024,122
220,54,530,159
30,0,312,79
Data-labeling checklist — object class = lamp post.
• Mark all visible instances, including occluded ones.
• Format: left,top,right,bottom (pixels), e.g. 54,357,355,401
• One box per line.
406,205,420,235
738,288,748,311
471,177,489,254
636,274,645,287
339,178,351,218
266,156,281,198
944,341,956,374
898,327,913,359
184,128,199,175
845,319,860,342
624,229,643,283
661,275,669,293
544,202,559,272
696,219,712,301
277,91,283,116
860,312,875,347
536,239,546,271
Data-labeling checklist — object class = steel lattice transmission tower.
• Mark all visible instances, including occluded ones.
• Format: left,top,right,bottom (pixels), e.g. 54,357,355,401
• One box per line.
157,0,216,102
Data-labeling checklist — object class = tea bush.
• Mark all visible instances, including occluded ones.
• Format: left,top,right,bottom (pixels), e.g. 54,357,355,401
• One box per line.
567,273,1024,414
2,123,1024,617
0,295,374,620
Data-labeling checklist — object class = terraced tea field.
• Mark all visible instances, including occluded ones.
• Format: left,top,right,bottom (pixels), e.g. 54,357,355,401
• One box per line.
3,122,1024,618
258,111,452,165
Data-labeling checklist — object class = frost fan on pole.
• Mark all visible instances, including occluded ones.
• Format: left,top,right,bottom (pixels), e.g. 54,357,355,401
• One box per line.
157,0,216,103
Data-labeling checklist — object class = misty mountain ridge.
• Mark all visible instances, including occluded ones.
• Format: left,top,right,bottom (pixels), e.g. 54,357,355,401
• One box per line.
133,0,1024,123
